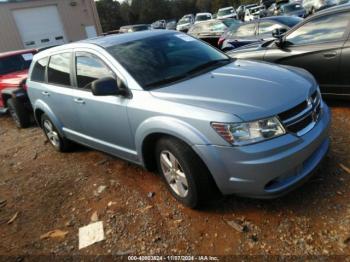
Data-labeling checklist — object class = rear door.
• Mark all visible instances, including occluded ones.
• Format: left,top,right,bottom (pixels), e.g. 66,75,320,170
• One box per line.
263,11,350,94
46,52,81,132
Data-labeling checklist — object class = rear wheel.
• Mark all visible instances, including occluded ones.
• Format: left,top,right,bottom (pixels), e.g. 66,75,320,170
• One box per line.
41,114,71,152
155,137,220,208
7,98,31,128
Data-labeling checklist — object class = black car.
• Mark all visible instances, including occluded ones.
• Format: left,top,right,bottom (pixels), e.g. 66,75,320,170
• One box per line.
220,16,302,51
228,4,350,98
278,2,307,17
188,19,239,48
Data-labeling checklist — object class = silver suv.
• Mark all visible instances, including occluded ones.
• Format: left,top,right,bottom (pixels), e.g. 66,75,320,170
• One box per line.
27,31,331,208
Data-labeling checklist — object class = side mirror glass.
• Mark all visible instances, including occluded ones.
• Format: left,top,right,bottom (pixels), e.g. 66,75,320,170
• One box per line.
91,77,128,97
272,28,287,47
272,28,287,39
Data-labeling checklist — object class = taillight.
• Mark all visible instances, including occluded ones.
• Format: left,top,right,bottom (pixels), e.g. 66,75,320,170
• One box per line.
218,37,225,47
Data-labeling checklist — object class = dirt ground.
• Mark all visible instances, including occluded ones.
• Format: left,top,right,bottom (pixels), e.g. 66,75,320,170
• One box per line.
0,100,349,258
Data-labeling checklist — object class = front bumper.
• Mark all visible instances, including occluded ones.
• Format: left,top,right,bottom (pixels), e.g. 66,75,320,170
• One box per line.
193,103,331,198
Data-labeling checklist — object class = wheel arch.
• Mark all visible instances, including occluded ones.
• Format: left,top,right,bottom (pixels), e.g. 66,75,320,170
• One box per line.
136,116,210,171
33,100,64,135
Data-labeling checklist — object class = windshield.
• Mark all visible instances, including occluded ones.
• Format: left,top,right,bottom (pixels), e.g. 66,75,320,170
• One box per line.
132,25,149,32
178,18,190,25
283,4,303,12
0,53,33,75
276,16,303,27
196,15,211,21
107,33,230,89
218,8,234,16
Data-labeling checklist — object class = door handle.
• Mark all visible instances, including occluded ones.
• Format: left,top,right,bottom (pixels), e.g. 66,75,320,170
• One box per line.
73,98,85,104
41,91,50,96
323,52,337,58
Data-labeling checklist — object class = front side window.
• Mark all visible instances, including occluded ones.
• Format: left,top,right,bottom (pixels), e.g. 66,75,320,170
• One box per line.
31,57,48,82
286,12,350,45
107,33,230,90
48,53,71,86
258,21,283,36
75,52,114,88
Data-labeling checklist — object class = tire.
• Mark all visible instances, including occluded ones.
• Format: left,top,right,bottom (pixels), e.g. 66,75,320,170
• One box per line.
41,114,71,152
155,137,220,208
7,98,31,128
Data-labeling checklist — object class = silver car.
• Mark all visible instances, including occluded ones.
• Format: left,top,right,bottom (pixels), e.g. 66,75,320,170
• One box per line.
27,31,331,208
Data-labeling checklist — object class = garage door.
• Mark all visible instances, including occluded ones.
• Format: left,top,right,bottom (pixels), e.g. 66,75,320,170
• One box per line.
12,5,67,49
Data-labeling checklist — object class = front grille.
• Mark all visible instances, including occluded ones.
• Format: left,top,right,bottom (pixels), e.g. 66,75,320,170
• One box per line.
278,90,321,136
278,101,308,122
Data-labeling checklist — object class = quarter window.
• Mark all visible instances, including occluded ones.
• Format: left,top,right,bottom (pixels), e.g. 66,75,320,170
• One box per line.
75,52,114,89
48,53,71,86
31,57,48,82
286,13,350,45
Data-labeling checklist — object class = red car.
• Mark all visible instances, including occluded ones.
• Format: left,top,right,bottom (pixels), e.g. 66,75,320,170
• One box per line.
0,49,37,128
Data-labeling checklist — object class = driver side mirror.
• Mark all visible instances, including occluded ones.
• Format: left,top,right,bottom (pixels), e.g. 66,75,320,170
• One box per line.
272,28,288,47
91,77,129,97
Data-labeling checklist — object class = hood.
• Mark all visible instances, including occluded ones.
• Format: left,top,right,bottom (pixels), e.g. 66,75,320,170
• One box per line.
150,60,316,121
0,69,28,87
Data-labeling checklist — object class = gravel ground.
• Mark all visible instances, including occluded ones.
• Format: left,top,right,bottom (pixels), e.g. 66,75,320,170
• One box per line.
0,100,349,258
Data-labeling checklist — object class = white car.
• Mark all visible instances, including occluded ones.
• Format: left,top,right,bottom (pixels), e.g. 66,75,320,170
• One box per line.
194,13,212,24
217,6,238,19
244,5,265,21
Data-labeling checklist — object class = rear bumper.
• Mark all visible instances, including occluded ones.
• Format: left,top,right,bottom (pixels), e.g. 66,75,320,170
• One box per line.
193,103,331,198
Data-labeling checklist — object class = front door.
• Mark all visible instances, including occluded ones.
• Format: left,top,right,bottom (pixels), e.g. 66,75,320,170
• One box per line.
71,51,135,160
263,11,350,94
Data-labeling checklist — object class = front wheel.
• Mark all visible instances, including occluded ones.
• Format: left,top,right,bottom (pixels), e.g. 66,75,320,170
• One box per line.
155,137,220,208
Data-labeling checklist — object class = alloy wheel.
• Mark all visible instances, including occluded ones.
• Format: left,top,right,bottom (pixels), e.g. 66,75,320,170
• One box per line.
160,150,189,198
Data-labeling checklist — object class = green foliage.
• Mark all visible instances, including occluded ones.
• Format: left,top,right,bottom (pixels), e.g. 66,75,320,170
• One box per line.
96,0,257,32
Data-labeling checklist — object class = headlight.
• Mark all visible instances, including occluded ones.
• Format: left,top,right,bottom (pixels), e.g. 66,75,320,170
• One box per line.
211,117,285,146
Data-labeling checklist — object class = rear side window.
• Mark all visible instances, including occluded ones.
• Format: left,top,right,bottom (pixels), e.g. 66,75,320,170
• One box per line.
75,52,114,89
48,53,71,86
31,57,48,82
